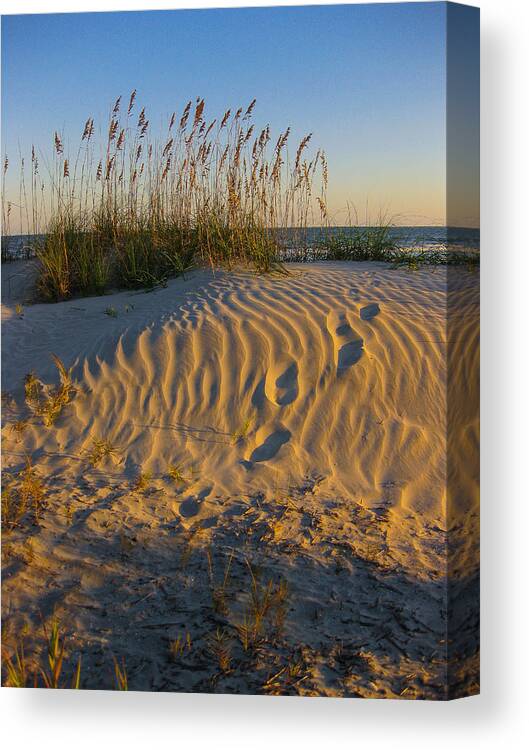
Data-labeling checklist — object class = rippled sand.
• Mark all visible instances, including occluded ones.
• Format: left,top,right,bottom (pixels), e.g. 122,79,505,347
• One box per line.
1,261,479,698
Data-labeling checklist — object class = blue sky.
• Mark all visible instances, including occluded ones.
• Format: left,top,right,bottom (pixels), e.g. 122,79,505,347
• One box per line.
1,3,476,227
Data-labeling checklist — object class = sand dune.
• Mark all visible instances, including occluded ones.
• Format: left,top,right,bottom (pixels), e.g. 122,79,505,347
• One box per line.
1,261,479,697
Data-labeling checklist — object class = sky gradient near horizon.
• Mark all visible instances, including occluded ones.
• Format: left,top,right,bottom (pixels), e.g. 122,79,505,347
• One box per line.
1,3,479,228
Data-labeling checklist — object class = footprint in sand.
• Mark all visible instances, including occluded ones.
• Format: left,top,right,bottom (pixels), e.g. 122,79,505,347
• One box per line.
264,359,299,407
251,376,267,409
332,315,364,372
335,321,352,337
178,497,200,518
275,362,299,406
337,340,363,370
360,302,380,321
178,485,212,518
197,485,212,501
249,427,291,463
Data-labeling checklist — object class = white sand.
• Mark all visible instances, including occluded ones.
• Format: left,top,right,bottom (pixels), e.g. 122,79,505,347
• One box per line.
1,261,479,697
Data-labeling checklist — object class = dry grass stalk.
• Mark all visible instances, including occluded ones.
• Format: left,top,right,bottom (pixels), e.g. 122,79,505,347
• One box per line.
2,458,45,532
24,353,75,427
84,437,121,467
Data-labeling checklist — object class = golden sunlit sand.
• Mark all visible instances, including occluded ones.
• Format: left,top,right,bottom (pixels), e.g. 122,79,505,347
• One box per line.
1,260,479,697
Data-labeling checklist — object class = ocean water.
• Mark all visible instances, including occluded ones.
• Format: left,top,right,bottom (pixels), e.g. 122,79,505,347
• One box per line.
285,226,480,253
396,226,479,252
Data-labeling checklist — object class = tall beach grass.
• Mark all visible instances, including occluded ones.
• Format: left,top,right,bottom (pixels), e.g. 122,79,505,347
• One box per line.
1,92,478,300
2,93,328,300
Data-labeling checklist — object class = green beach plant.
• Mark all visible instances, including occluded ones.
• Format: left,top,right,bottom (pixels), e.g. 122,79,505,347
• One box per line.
2,621,82,689
40,620,82,689
2,643,32,688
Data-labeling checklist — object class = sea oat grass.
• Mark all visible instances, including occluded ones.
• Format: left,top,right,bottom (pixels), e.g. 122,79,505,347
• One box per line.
3,93,326,299
2,93,477,296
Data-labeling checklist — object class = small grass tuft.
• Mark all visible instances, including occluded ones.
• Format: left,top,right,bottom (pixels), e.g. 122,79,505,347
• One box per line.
131,469,152,493
24,354,75,427
85,437,121,467
2,643,32,687
207,628,232,673
235,562,289,651
38,620,82,689
207,549,234,616
231,416,252,445
1,458,45,532
9,418,29,441
168,632,192,663
167,463,190,484
113,656,128,690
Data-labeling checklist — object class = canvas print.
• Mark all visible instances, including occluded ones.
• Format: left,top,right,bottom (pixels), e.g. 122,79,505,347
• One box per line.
1,3,479,699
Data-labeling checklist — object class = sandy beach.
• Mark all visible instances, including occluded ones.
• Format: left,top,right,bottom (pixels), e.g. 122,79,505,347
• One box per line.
1,261,479,697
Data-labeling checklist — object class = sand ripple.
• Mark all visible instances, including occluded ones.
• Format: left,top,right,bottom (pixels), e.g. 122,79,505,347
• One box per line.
1,261,479,697
2,262,479,578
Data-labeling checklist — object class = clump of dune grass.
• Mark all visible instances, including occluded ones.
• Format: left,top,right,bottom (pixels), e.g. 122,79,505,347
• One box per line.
2,643,32,688
24,354,75,427
235,563,289,651
2,458,45,532
3,93,327,300
9,418,29,442
207,549,234,616
207,628,232,673
113,656,128,690
84,437,121,467
262,659,310,695
131,469,152,493
231,415,252,445
2,621,81,689
167,463,196,484
168,632,192,663
167,464,185,483
317,224,399,261
3,93,478,286
287,224,480,266
40,620,82,689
